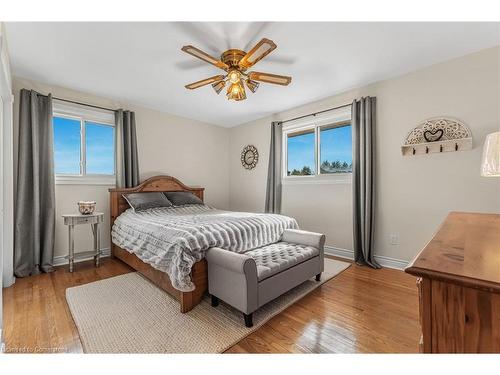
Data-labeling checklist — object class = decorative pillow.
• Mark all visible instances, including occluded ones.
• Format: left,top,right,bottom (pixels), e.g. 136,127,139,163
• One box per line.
164,191,203,206
122,192,173,212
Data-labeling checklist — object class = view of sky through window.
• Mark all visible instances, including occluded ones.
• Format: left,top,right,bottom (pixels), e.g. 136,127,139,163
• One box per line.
320,124,352,173
287,131,315,175
53,116,115,176
286,123,352,176
53,116,81,174
85,122,115,175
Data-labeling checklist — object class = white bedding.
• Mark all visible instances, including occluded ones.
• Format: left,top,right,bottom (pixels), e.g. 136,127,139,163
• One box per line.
111,205,298,292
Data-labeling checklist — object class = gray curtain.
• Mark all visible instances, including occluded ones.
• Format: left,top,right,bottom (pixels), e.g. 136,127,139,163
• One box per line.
265,121,283,213
352,97,380,269
115,109,139,188
14,89,55,277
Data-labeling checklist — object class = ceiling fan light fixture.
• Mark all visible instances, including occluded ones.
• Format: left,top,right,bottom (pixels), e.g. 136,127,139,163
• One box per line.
212,80,225,94
181,38,290,102
226,81,246,101
245,79,260,93
228,69,241,84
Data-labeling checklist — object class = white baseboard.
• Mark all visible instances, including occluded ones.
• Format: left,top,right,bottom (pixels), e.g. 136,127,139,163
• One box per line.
52,247,111,267
3,274,15,288
0,328,4,353
372,254,409,270
324,245,408,270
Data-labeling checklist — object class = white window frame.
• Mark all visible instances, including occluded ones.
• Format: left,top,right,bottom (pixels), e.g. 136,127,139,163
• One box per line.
282,105,352,185
53,100,116,185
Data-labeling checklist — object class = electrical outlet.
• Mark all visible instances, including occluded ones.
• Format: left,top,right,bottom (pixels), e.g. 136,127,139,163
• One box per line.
389,234,399,245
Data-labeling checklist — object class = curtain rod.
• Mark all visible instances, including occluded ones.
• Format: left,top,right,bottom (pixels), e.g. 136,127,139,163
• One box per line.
53,97,116,112
281,102,352,124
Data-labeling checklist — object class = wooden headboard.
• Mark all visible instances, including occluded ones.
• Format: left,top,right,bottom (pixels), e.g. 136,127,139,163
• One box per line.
108,175,205,227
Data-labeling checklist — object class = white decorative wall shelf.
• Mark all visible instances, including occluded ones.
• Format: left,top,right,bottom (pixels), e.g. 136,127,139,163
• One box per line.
401,118,472,156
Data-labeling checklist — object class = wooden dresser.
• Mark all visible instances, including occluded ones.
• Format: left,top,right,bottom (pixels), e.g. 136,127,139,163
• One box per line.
405,212,500,353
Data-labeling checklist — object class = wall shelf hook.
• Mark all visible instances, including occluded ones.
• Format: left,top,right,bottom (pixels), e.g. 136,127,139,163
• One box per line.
401,117,472,156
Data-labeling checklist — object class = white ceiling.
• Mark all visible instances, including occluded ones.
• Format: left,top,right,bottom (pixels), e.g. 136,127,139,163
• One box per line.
5,22,500,127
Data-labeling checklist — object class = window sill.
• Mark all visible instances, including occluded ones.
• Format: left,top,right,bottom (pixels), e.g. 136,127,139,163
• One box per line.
55,175,116,186
282,174,352,185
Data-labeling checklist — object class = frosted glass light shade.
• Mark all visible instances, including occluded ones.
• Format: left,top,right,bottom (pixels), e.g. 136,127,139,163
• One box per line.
481,131,500,177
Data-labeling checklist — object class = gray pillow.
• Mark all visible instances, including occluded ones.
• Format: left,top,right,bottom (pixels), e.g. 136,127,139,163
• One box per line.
164,191,203,206
123,192,173,212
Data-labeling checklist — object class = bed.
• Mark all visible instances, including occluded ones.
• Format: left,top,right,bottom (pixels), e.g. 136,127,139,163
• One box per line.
109,175,298,313
109,176,207,313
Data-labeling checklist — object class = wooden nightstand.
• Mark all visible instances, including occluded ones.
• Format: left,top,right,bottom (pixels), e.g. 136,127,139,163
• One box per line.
62,212,104,272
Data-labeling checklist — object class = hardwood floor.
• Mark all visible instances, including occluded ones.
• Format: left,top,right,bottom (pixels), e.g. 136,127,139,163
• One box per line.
2,257,420,353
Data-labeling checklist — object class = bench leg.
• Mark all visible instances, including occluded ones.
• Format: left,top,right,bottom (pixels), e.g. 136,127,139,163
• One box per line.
316,273,321,281
211,295,220,307
243,313,253,328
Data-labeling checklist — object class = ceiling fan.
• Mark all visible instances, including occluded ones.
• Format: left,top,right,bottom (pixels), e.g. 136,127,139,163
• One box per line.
181,38,292,101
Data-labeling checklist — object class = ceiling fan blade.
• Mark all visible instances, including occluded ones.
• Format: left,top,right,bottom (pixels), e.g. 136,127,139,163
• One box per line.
185,75,226,90
181,45,229,70
239,38,277,68
248,71,292,86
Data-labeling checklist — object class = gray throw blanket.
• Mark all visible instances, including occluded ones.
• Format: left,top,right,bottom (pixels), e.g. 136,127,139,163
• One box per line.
111,205,298,291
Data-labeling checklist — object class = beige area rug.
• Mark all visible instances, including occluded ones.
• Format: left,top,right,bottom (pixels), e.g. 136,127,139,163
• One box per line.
66,258,350,353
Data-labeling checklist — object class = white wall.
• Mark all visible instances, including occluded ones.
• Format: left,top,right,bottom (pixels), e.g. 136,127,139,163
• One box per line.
229,46,500,262
12,77,230,260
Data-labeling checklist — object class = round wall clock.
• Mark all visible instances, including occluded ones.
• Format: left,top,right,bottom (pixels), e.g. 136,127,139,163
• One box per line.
241,145,259,170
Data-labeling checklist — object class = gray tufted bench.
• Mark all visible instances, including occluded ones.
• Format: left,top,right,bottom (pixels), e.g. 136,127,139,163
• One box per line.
206,229,325,327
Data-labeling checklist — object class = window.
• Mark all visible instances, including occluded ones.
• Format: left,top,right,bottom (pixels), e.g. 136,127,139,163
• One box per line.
53,101,115,185
53,116,81,175
319,123,352,174
283,106,352,183
287,129,315,176
85,122,115,175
